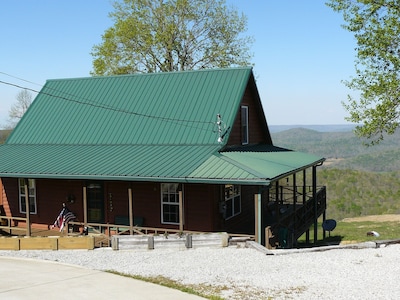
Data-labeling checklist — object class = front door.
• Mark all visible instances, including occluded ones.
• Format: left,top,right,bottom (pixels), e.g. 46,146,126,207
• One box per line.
87,182,104,223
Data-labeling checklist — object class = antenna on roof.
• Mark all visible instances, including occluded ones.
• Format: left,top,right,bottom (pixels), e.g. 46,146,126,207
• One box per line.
217,114,224,143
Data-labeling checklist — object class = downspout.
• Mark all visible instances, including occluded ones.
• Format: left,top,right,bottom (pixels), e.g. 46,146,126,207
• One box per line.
128,188,133,235
254,189,262,244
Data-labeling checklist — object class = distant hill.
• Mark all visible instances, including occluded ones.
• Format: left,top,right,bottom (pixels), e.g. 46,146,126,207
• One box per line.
271,127,400,172
269,124,357,133
271,126,400,219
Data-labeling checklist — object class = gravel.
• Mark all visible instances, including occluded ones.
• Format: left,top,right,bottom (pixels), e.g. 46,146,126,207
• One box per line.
1,243,399,299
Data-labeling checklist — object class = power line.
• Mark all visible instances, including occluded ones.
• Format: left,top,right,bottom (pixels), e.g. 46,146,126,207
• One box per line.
0,77,217,132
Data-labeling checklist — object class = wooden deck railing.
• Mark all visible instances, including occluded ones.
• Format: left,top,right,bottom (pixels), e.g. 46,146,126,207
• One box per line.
0,215,29,235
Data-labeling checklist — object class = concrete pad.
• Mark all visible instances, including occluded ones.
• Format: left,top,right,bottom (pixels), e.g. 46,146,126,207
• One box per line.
0,256,204,300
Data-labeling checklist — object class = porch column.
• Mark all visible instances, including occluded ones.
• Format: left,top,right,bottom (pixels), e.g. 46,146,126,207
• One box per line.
24,179,31,236
128,188,133,235
313,166,318,244
303,169,310,244
83,186,87,225
292,173,297,247
179,191,183,232
254,192,261,244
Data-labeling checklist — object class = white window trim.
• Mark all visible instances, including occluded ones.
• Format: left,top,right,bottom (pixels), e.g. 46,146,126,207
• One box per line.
18,178,37,214
161,183,182,225
224,184,241,220
241,105,249,145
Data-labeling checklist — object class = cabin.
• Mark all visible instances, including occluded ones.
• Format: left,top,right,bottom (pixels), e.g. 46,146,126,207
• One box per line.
0,68,326,248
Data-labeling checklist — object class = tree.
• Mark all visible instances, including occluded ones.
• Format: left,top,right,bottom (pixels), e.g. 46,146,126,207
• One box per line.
326,0,400,144
7,89,32,128
91,0,253,75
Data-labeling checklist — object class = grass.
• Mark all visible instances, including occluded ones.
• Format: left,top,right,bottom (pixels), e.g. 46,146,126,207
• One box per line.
297,220,400,246
105,271,225,300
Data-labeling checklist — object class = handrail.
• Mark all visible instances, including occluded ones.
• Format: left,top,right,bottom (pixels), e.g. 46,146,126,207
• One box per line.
0,215,28,233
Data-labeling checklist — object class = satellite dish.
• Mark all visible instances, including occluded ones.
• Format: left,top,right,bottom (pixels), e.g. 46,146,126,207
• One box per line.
322,219,337,232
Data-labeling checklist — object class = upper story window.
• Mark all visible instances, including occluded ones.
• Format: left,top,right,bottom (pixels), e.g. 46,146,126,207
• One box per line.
241,105,249,145
161,183,181,224
18,178,37,214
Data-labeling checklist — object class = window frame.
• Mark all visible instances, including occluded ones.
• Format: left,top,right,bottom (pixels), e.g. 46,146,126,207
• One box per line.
161,183,182,225
241,105,249,145
18,178,37,214
224,184,241,220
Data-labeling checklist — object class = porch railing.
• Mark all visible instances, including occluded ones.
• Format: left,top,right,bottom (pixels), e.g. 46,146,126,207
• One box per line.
0,215,29,235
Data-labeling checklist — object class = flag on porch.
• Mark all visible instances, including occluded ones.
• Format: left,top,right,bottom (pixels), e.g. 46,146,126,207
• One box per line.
51,206,76,232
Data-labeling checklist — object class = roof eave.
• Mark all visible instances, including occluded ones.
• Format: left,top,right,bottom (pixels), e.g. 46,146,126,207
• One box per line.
0,172,271,186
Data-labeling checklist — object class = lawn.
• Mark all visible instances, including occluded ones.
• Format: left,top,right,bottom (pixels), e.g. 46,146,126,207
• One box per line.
297,216,400,246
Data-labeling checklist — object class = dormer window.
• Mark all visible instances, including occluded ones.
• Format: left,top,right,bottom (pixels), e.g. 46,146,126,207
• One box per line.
241,105,249,145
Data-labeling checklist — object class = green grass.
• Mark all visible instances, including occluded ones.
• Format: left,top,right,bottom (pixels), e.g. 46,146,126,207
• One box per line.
105,272,224,300
297,220,400,246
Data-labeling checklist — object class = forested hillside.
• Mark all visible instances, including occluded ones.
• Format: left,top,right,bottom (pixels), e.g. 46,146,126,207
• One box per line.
272,128,400,220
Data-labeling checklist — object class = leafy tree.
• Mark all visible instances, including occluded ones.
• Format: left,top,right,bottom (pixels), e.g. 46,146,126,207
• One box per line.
7,89,32,128
326,0,400,144
91,0,253,75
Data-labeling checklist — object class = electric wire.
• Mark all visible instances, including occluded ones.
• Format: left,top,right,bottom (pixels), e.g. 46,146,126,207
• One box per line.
0,74,219,132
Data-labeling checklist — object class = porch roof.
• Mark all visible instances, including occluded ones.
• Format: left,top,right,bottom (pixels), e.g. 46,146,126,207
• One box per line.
0,144,324,185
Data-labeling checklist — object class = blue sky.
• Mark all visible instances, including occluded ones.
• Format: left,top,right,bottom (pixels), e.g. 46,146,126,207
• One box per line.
0,1,356,126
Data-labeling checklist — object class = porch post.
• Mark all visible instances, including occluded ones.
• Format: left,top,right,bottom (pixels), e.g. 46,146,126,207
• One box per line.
128,188,133,235
313,166,317,244
254,192,261,244
83,186,87,225
179,191,183,232
303,169,309,244
292,173,297,247
24,179,31,236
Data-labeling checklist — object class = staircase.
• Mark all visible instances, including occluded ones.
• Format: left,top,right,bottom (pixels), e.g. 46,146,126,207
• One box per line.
266,186,326,248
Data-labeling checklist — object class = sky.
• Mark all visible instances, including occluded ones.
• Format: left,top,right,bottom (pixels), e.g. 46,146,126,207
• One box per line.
0,0,357,127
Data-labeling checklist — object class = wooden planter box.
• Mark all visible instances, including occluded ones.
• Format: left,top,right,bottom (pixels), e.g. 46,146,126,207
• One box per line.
20,237,58,250
58,236,95,250
0,236,95,250
0,237,20,250
111,232,229,250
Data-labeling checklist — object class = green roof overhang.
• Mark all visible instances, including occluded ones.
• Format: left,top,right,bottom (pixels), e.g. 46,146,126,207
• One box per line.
0,144,324,186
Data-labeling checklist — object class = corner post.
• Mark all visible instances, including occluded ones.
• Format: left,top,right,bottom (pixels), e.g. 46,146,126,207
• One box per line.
128,187,133,235
24,179,31,236
179,191,183,232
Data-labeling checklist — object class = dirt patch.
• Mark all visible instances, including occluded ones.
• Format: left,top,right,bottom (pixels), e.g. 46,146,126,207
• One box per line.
342,214,400,223
323,157,345,166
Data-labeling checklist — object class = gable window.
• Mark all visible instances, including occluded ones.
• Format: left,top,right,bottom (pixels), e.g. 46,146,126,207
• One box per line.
224,184,241,219
18,178,37,214
161,183,181,224
241,106,249,145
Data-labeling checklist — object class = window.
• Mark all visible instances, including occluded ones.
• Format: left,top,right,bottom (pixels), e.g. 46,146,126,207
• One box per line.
161,183,181,224
18,178,37,214
224,184,241,219
241,106,249,144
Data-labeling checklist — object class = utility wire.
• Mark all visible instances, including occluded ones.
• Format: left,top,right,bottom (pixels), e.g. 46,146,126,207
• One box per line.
0,77,217,132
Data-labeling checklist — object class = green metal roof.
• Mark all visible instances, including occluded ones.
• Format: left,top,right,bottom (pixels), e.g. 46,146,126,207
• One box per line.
0,144,323,185
0,67,325,185
7,68,251,145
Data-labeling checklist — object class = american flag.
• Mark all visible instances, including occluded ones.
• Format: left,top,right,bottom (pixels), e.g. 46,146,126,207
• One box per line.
51,207,76,232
